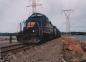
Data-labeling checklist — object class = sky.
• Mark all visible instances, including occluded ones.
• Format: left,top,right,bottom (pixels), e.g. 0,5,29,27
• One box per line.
0,0,86,33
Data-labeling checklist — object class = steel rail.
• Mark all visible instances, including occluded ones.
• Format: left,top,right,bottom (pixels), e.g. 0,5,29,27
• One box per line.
0,43,36,62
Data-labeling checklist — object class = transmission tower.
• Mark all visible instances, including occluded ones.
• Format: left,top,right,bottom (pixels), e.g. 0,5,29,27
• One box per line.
63,9,73,35
27,0,42,13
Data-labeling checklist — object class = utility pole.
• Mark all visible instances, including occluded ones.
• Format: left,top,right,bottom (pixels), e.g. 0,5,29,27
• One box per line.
26,0,42,13
63,9,73,35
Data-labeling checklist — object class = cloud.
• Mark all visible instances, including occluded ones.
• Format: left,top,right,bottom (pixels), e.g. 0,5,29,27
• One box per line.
0,0,86,32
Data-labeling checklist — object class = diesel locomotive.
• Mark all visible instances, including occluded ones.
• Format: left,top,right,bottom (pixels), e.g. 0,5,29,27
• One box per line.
17,13,61,43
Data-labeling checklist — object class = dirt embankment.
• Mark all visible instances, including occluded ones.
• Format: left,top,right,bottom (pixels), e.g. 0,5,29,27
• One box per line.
63,36,86,62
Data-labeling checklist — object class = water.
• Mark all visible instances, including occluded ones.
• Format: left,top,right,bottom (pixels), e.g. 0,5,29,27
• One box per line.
0,36,16,40
73,35,86,41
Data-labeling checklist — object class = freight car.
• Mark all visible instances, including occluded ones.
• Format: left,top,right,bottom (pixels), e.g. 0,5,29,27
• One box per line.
17,13,61,43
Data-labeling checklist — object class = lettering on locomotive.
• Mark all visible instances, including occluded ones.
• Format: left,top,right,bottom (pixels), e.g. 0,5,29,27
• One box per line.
27,22,36,28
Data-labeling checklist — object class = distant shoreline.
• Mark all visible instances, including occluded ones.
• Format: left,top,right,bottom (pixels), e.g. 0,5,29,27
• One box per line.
0,32,86,36
62,32,86,35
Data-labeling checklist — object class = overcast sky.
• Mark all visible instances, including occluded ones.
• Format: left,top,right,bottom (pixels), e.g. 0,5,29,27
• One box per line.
0,0,86,33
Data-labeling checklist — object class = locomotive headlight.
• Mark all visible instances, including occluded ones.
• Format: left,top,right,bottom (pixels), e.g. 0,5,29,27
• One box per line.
33,30,35,32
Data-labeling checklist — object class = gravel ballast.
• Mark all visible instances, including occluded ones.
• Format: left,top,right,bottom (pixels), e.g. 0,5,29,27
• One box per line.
6,38,63,62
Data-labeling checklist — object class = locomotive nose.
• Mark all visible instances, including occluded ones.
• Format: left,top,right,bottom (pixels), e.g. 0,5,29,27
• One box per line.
27,21,40,34
27,27,40,38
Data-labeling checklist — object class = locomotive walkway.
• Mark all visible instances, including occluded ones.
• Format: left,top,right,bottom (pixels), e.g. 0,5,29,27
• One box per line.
0,38,64,62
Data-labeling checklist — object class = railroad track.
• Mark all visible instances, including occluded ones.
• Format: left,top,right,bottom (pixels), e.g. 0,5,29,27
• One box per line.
0,42,36,62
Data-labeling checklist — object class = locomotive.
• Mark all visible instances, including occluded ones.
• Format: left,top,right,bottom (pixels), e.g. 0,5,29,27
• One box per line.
17,13,61,43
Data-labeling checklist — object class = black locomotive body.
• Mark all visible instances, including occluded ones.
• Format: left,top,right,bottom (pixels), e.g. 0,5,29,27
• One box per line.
17,13,61,43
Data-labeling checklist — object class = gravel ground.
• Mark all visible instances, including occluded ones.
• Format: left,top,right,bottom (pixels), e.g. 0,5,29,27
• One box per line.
6,38,63,62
